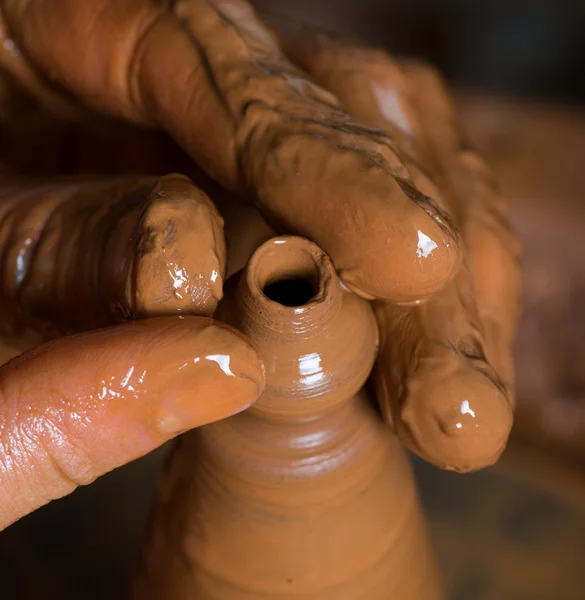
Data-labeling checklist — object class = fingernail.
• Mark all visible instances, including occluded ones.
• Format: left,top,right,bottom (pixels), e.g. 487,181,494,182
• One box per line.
154,324,265,435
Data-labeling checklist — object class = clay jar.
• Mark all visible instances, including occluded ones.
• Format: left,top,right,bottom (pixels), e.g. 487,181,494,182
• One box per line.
135,236,443,600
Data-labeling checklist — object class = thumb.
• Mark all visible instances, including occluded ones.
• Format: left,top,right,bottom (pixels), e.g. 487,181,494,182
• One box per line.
0,316,264,530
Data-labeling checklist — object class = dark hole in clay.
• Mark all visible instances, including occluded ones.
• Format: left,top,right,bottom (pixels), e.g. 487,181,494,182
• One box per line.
263,278,316,307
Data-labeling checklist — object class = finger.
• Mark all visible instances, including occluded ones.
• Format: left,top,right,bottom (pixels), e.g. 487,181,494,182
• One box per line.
0,173,226,345
0,315,264,530
374,280,512,473
0,12,82,120
274,28,460,281
1,0,460,303
276,29,521,390
279,31,514,471
275,29,435,178
396,61,522,391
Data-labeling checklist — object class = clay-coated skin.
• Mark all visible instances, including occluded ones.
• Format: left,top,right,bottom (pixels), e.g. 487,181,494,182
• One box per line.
0,315,265,531
0,173,226,346
400,63,521,390
134,237,444,600
277,31,520,472
0,0,461,303
374,282,513,472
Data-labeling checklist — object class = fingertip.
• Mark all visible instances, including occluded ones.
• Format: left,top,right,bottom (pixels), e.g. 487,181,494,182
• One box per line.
338,200,460,303
133,174,227,318
0,317,265,528
150,319,265,435
396,357,513,472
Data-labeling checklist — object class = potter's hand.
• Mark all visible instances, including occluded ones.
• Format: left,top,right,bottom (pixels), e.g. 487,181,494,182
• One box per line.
278,32,521,472
0,0,460,303
0,0,519,475
0,174,265,531
0,316,264,531
0,173,226,340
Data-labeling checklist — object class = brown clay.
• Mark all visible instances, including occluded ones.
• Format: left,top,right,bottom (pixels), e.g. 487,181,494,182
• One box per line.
0,173,225,345
275,32,518,471
135,236,444,600
1,0,460,303
373,282,513,473
0,315,264,530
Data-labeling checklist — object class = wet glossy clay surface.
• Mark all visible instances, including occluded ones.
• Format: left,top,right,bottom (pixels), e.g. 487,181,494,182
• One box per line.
0,315,264,530
135,237,444,599
0,173,226,346
274,31,518,472
0,0,460,303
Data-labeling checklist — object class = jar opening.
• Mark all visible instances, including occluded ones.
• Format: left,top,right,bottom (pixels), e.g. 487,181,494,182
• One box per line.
262,277,316,307
251,238,324,308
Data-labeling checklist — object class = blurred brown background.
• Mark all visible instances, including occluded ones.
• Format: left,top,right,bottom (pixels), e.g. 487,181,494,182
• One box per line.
2,2,585,599
254,0,585,104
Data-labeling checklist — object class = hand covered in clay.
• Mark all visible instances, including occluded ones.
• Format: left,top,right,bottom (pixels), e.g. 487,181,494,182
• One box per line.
0,174,265,531
275,32,522,472
0,0,459,303
0,0,520,486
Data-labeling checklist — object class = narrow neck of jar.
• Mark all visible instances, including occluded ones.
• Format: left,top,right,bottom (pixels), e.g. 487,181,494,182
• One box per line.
236,236,343,341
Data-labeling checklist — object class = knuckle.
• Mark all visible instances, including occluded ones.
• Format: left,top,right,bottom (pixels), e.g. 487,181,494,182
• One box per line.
1,404,97,497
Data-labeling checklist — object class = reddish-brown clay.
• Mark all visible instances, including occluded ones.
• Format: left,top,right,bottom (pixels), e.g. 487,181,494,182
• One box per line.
276,31,519,472
134,236,444,599
374,280,513,473
1,0,461,303
0,173,226,345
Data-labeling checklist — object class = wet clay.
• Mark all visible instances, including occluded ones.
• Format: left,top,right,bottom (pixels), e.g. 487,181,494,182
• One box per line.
276,31,518,471
0,315,264,531
0,173,225,346
373,283,513,473
134,236,444,600
1,0,460,303
400,63,521,386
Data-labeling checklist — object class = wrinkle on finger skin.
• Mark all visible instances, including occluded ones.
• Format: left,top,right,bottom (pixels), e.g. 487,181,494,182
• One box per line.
2,0,460,302
0,3,78,118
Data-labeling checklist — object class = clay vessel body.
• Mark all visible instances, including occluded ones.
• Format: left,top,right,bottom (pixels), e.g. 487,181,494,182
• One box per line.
135,237,443,600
